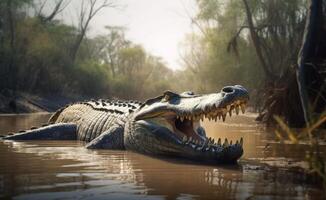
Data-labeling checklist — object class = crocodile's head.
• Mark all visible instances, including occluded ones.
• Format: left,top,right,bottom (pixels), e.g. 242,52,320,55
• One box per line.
124,85,249,163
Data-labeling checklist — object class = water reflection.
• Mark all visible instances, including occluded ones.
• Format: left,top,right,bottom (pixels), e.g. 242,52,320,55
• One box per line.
1,140,242,199
0,113,325,200
0,140,324,199
0,113,51,134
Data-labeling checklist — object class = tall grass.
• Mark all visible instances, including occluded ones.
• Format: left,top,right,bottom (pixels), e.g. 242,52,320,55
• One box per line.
274,113,326,187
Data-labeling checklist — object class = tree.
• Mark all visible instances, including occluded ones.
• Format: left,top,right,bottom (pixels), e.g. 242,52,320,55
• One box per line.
183,0,308,126
0,0,33,91
91,26,129,77
297,0,326,125
70,0,116,64
34,0,71,23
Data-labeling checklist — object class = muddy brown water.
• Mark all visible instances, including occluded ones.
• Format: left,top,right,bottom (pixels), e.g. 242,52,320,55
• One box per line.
0,113,325,200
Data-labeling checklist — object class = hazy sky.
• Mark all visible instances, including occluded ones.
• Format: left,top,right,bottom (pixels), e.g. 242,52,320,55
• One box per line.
61,0,197,70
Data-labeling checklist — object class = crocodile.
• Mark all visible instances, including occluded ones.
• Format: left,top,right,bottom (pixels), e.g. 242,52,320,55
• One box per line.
2,85,249,164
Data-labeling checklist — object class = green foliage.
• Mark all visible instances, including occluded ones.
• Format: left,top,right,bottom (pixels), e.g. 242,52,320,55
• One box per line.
71,61,110,96
180,0,306,109
0,0,173,99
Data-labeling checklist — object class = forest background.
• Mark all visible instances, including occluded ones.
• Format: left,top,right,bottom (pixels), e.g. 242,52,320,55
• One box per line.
0,0,308,116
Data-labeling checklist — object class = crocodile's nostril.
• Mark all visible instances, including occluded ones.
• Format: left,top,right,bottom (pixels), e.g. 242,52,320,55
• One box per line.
222,86,234,93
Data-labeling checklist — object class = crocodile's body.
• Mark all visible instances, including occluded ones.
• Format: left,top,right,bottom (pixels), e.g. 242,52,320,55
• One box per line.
50,100,140,143
3,85,249,164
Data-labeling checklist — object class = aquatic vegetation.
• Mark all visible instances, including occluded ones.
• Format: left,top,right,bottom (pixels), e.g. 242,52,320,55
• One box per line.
274,114,326,187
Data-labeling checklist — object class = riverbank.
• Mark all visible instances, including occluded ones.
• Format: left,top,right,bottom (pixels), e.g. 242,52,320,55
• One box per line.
0,90,86,114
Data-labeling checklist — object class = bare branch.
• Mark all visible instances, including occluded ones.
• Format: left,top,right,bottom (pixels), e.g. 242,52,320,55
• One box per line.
70,0,117,63
35,0,48,17
35,0,71,23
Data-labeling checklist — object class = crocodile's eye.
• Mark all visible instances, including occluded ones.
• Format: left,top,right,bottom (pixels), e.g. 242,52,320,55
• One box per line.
161,91,178,102
162,94,170,102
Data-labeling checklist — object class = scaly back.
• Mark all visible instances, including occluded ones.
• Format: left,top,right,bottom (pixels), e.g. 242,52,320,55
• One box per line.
50,100,142,142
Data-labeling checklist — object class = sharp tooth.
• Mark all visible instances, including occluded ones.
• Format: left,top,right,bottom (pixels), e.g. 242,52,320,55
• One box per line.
182,136,187,143
222,108,227,115
236,140,239,145
211,138,215,144
180,116,184,122
229,110,232,117
217,138,221,145
240,137,243,146
235,105,240,115
240,104,246,114
223,138,229,147
222,113,226,122
230,140,233,145
218,114,221,120
214,116,217,122
226,105,230,111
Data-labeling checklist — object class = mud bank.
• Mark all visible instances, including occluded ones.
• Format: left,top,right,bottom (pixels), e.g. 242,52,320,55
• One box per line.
0,90,86,113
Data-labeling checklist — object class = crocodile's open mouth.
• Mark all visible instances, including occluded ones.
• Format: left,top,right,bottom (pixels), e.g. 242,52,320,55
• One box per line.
174,118,204,141
167,100,247,146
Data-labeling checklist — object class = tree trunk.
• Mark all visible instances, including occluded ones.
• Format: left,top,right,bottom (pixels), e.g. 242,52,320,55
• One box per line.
70,28,87,64
297,0,326,125
242,0,276,82
7,0,17,93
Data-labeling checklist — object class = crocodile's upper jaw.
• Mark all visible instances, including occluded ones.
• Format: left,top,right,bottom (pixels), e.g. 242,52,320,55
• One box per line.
171,100,246,143
127,85,249,163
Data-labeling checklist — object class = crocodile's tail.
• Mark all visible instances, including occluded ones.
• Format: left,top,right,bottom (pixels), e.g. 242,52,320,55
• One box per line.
1,123,77,140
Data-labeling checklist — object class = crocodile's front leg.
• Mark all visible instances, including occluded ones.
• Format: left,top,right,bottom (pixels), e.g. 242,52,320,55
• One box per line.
86,123,125,149
3,123,77,140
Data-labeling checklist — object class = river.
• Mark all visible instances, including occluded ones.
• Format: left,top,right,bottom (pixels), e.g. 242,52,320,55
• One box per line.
0,113,325,200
